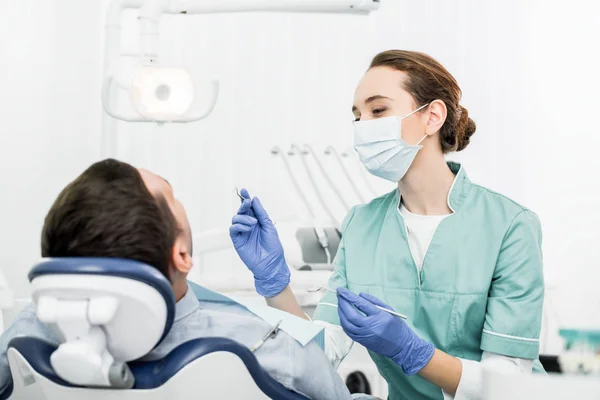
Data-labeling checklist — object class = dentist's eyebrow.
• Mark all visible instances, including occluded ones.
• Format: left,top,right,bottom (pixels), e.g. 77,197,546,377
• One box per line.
352,95,393,112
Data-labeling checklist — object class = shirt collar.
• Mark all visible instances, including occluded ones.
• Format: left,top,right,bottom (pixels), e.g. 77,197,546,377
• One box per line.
395,161,472,213
175,284,200,322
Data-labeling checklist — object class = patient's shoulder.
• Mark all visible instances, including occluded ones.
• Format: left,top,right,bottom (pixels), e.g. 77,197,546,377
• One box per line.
0,303,59,352
2,303,53,337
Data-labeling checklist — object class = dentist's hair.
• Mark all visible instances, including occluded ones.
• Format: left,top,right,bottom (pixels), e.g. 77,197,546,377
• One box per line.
41,159,179,280
370,50,476,153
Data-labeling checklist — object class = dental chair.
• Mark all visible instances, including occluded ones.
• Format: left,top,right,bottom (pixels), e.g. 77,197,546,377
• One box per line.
0,258,309,400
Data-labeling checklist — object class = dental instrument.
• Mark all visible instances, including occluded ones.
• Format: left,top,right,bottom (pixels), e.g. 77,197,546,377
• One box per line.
235,187,245,202
324,146,370,202
290,144,342,234
271,146,332,265
304,145,350,212
250,319,283,352
290,144,337,263
235,188,277,225
308,287,408,320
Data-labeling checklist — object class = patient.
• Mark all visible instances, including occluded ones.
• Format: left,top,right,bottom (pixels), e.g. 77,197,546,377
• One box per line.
0,159,362,399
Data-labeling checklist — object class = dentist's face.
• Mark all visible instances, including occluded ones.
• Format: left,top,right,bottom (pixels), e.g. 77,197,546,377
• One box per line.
352,66,427,146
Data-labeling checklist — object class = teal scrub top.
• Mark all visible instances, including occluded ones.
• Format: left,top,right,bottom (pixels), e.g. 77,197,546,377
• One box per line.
313,162,545,400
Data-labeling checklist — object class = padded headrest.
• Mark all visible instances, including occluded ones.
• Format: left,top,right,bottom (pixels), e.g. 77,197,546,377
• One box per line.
28,258,176,344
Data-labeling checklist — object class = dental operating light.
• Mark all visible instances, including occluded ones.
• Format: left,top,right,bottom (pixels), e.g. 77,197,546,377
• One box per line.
102,0,381,124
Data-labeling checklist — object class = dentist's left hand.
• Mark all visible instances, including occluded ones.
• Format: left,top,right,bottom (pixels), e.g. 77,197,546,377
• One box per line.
337,288,435,376
229,189,290,297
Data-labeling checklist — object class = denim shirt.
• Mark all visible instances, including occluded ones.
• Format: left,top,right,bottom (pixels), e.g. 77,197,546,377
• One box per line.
0,286,356,400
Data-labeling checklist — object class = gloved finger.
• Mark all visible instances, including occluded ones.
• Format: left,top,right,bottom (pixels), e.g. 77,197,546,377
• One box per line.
359,292,395,310
337,287,359,302
236,198,252,215
338,288,380,316
252,197,274,226
229,224,253,235
337,295,367,327
240,188,251,200
340,318,361,338
338,305,363,336
231,215,258,226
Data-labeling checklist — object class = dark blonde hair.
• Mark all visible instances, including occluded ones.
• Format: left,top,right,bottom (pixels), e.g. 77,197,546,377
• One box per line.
370,50,476,152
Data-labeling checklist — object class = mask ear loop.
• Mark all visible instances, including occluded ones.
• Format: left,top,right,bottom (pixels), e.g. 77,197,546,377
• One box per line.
416,135,428,146
402,103,430,146
401,102,430,120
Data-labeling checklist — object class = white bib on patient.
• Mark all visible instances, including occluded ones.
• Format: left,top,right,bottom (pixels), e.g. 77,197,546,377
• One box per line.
189,282,324,348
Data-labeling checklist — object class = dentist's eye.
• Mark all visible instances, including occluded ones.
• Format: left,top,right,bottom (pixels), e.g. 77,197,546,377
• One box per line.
372,108,387,116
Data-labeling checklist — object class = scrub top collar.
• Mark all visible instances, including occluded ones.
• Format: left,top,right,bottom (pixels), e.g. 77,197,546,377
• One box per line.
394,162,472,213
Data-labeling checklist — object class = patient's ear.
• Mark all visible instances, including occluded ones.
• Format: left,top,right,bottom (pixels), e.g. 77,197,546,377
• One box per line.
171,235,193,274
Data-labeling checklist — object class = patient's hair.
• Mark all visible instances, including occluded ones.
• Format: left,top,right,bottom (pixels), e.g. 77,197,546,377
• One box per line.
370,50,476,153
41,159,178,280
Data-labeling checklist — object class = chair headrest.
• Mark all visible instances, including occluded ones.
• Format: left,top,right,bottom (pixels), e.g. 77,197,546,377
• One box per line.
29,258,176,345
27,258,176,387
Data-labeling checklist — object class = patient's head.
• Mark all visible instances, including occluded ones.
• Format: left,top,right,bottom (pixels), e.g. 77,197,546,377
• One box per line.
41,159,193,299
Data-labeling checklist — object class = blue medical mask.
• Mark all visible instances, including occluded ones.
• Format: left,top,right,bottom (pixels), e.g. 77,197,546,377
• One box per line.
353,103,429,182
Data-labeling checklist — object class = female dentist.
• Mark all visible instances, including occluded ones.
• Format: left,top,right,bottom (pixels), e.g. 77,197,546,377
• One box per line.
230,50,544,400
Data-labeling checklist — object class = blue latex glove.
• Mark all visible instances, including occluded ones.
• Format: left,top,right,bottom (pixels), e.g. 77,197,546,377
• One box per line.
337,288,435,376
229,189,290,297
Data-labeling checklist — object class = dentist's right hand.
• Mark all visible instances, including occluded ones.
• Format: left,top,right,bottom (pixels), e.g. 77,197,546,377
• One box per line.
229,189,290,297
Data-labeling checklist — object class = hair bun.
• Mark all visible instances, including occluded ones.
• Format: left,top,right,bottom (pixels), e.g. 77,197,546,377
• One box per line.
455,105,476,152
